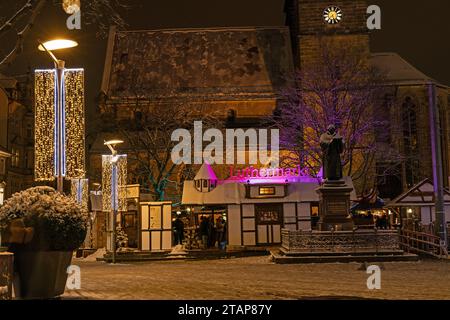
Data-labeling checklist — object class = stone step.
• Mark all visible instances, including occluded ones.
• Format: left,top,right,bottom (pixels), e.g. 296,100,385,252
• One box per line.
98,249,270,263
279,247,406,257
271,251,419,264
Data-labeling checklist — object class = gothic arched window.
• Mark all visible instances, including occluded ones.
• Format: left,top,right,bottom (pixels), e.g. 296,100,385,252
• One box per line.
402,97,420,187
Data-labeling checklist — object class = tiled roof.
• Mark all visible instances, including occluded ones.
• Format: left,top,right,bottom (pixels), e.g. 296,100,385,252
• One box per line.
103,27,294,101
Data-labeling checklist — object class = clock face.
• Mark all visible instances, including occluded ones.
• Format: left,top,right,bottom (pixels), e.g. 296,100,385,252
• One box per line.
323,6,342,24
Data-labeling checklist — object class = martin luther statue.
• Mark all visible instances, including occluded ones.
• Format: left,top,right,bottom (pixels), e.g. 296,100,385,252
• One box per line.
320,124,344,181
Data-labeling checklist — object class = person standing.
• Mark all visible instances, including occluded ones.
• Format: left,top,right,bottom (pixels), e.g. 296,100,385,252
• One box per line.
173,216,184,245
199,216,209,249
215,217,225,249
207,216,214,248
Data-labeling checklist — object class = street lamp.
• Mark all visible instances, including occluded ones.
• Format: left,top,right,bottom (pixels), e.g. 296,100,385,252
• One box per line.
103,140,126,264
35,39,82,193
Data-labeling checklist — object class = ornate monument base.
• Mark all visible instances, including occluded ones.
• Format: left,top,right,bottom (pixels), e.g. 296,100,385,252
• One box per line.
316,179,354,231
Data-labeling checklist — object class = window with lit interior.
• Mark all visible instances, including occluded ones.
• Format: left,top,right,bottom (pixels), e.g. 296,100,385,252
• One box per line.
259,186,275,195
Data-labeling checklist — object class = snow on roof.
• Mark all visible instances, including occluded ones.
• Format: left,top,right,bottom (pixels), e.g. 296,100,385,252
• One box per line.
0,145,11,157
370,52,445,86
182,176,357,205
103,26,294,100
387,179,450,207
194,162,218,181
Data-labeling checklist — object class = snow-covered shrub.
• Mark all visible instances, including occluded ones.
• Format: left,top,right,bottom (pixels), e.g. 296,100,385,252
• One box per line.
0,186,88,251
116,226,128,248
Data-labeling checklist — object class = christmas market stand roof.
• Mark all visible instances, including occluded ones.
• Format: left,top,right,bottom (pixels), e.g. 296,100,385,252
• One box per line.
0,146,11,158
182,175,357,205
194,162,218,181
386,179,450,207
100,26,294,102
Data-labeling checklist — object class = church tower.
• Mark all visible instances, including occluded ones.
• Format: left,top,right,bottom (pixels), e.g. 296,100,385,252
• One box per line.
284,0,370,68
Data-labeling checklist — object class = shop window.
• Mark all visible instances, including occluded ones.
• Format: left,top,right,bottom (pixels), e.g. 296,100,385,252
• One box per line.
259,186,275,195
310,203,319,229
255,204,283,225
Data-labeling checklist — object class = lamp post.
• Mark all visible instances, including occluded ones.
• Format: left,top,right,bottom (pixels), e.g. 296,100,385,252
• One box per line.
428,82,447,247
37,39,78,193
104,140,124,264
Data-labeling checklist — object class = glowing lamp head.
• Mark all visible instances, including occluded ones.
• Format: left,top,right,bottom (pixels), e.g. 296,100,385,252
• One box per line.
38,39,78,51
104,139,124,156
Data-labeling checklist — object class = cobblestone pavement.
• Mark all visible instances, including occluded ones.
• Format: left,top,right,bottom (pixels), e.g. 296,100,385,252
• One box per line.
63,256,450,300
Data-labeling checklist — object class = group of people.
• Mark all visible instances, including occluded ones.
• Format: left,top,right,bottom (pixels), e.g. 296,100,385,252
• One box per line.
199,216,226,250
374,213,389,229
172,215,227,249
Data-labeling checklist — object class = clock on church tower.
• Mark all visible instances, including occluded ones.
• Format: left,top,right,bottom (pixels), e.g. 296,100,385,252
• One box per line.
323,6,342,24
284,0,370,67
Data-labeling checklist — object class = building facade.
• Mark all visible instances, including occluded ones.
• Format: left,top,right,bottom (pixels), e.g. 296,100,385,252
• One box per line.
0,73,34,200
93,0,449,204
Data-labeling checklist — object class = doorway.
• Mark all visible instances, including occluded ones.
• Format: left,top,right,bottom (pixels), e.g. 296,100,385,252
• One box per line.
255,204,283,245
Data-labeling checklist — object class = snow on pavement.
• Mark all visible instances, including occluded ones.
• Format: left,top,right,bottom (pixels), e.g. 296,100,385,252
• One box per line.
63,256,450,300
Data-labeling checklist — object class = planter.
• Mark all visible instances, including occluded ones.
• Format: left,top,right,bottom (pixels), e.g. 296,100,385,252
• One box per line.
14,251,73,299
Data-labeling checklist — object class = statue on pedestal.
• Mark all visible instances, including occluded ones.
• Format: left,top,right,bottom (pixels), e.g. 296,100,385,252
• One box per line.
320,124,344,181
316,124,353,230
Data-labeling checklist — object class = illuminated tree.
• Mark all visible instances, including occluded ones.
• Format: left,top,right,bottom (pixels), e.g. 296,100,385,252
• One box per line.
93,85,223,202
269,40,403,195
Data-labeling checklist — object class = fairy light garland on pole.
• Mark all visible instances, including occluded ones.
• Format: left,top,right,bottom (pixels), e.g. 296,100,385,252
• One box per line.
70,178,89,212
34,39,84,193
102,140,127,264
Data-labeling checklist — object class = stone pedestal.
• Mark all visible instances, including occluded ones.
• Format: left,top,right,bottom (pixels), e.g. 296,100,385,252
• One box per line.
316,180,354,231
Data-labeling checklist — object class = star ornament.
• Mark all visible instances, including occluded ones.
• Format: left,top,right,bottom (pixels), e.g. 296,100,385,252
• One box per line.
323,6,343,24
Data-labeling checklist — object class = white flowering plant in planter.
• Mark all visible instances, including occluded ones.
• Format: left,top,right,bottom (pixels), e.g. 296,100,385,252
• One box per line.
0,186,88,251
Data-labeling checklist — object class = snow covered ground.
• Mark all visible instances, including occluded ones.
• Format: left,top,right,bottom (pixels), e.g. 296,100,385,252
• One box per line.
63,256,450,300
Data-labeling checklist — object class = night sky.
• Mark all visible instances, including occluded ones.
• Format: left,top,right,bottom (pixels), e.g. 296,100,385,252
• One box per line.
3,0,449,132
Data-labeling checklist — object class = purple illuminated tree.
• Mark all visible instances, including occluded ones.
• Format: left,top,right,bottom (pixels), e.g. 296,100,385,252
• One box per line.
269,40,403,194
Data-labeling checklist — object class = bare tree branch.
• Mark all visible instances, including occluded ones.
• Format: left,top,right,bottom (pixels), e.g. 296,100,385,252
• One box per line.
267,39,402,195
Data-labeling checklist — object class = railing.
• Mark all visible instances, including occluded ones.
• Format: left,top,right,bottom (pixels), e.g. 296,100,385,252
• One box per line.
281,228,400,253
399,229,448,259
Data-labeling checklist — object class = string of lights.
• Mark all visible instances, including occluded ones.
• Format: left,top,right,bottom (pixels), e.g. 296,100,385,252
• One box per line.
34,68,85,181
102,155,128,212
70,178,89,212
34,70,56,181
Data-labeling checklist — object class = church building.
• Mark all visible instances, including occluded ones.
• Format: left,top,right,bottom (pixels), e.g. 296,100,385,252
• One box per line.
93,0,449,204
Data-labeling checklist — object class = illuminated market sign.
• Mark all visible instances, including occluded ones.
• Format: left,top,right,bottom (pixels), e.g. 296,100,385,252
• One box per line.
228,165,311,180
